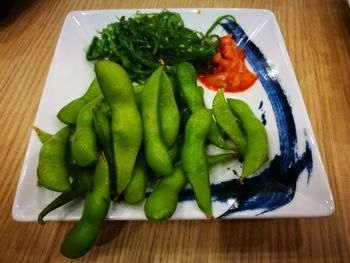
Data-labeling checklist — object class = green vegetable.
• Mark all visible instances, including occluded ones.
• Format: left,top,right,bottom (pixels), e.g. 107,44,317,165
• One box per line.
123,149,148,204
99,84,144,119
212,89,246,156
144,153,235,221
57,79,102,125
227,99,268,182
60,152,110,259
176,62,227,149
33,127,52,143
144,165,186,221
93,107,116,198
95,60,143,198
140,67,173,176
168,140,180,163
86,10,218,83
181,108,213,219
38,167,94,225
92,108,113,163
176,62,205,113
206,153,235,167
37,126,71,192
205,15,237,37
99,100,112,118
159,70,180,148
71,96,103,167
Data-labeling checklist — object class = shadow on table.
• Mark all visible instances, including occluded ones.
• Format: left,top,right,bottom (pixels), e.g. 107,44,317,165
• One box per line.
87,218,340,261
95,221,127,247
0,0,36,26
94,218,303,250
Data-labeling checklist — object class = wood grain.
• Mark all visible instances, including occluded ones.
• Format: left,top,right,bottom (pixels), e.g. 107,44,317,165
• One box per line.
1,0,350,262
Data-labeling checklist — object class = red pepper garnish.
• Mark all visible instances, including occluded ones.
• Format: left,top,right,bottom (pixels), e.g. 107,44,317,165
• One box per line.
198,34,257,93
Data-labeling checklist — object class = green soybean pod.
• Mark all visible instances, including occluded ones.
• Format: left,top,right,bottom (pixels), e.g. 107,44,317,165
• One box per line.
33,127,52,143
159,71,180,148
37,126,71,192
176,62,205,112
206,152,236,167
38,167,94,225
95,60,143,197
143,152,234,222
133,84,144,107
176,62,227,149
60,152,110,259
57,79,102,125
144,165,186,221
168,141,180,163
227,99,268,182
99,100,112,118
168,74,182,109
213,89,247,156
99,84,143,119
141,67,173,176
123,150,148,204
71,96,103,167
92,107,113,166
181,108,213,219
93,107,116,198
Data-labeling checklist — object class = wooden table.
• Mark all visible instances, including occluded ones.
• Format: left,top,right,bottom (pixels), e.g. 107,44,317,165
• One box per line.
1,0,349,262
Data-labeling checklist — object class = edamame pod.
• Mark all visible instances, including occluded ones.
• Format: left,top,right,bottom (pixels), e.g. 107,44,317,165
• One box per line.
168,141,180,163
37,126,71,192
144,151,231,222
99,100,112,118
38,167,94,225
227,99,268,182
71,96,103,167
181,108,213,219
95,60,143,197
212,89,246,156
123,150,148,204
93,108,113,153
60,152,110,259
93,107,116,198
176,62,227,149
57,79,102,125
33,127,52,143
168,74,183,109
176,62,205,113
144,165,186,221
159,71,180,148
133,84,144,107
206,153,236,167
99,84,144,118
207,119,228,149
141,67,173,176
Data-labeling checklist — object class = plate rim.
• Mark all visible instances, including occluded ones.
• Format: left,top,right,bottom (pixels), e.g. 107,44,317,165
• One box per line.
12,8,335,221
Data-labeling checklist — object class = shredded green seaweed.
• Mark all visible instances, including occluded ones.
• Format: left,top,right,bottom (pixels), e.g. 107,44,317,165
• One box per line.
86,10,221,83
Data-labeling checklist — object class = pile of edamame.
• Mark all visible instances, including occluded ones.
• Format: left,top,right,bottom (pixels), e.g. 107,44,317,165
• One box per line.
35,60,268,258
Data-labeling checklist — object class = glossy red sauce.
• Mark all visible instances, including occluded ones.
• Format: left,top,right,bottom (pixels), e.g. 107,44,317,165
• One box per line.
198,34,258,93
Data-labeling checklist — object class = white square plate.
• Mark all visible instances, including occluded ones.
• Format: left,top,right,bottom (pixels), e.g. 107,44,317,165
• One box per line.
12,8,334,221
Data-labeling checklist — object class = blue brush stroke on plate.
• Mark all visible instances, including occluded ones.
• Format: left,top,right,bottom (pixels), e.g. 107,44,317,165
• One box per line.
177,19,313,217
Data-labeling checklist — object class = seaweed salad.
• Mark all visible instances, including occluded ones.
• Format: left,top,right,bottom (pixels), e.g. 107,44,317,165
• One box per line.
86,10,219,83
